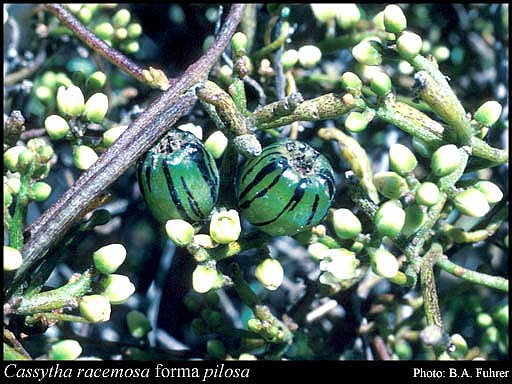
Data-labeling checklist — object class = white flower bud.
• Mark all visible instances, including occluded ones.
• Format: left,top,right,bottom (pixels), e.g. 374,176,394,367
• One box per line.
374,171,409,199
396,31,422,59
79,295,111,322
307,242,330,261
352,40,382,66
389,143,417,174
383,4,407,34
474,101,503,126
454,188,490,218
255,258,284,291
319,248,358,281
73,145,98,170
192,265,220,294
93,243,127,274
298,45,322,68
335,4,361,29
4,146,27,172
205,130,228,159
4,246,23,271
177,122,203,140
56,85,85,117
332,208,362,240
165,219,195,247
431,144,460,177
49,340,82,360
29,182,52,202
310,4,337,23
474,180,503,204
368,247,399,279
374,200,406,237
100,274,136,304
209,209,241,244
102,125,127,147
84,93,109,123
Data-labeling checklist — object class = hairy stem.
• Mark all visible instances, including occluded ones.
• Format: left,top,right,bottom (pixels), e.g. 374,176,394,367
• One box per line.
421,243,443,328
255,93,365,130
8,269,95,315
436,257,508,292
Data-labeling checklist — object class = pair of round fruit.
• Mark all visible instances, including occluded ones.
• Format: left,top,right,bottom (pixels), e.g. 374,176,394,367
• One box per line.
137,131,336,236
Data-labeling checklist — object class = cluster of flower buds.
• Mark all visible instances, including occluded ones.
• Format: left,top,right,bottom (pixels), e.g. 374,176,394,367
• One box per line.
80,243,135,322
4,137,55,211
32,71,73,110
41,76,111,170
310,4,361,30
65,5,142,54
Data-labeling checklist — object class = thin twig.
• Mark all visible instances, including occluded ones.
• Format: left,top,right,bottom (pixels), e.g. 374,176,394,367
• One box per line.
436,257,508,292
19,128,46,141
7,4,247,300
44,4,147,85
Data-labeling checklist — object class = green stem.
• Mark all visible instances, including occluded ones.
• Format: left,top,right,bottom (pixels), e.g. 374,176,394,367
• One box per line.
413,68,471,146
345,176,380,219
196,80,248,135
444,205,507,243
229,263,261,308
252,21,290,61
420,243,443,328
255,94,366,130
25,313,92,324
9,167,33,250
471,137,509,164
317,235,341,249
375,97,508,164
231,77,248,115
375,98,446,149
4,328,31,359
436,257,508,293
318,127,380,203
9,269,95,315
251,92,304,124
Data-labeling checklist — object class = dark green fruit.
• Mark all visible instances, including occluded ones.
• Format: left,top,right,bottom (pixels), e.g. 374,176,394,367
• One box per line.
236,140,335,236
137,131,219,223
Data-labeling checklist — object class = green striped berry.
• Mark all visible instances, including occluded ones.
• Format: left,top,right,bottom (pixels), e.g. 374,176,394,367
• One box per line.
236,140,335,236
137,131,219,223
